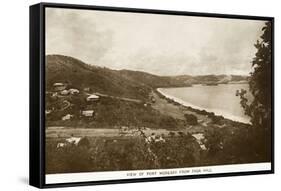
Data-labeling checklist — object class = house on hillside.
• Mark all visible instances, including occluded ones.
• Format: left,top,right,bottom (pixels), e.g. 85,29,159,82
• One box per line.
60,89,69,95
69,88,79,95
45,109,52,115
86,94,99,102
62,114,73,121
83,87,91,92
81,110,95,117
53,83,66,91
66,136,81,146
51,92,58,97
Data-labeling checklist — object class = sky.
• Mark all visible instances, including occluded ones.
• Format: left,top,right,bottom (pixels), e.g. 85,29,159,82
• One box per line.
46,8,266,76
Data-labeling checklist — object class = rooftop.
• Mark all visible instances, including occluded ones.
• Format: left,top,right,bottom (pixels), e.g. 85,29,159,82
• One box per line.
53,83,64,86
87,94,99,99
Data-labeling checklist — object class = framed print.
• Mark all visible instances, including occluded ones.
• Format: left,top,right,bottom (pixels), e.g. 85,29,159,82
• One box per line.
29,2,274,188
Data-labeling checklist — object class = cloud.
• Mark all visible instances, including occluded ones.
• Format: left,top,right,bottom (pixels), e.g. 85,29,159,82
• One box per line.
46,8,266,76
46,8,113,64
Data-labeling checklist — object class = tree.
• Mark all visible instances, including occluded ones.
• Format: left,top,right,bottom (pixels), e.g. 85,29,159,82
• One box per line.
184,113,198,125
237,21,272,161
238,21,272,130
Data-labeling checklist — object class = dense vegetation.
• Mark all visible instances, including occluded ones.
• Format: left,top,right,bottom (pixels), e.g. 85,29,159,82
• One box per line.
46,121,266,174
237,21,272,161
46,95,183,130
46,132,200,173
184,114,198,125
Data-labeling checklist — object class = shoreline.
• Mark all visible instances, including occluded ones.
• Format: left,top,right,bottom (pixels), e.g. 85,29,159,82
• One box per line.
156,88,251,124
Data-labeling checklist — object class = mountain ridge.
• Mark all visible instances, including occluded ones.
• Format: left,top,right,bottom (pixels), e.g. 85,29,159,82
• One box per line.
46,54,249,100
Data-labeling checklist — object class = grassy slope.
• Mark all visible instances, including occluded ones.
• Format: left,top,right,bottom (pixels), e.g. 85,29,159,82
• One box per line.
46,55,151,100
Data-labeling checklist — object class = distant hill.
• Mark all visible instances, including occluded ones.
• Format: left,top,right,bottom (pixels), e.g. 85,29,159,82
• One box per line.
46,55,151,100
46,55,249,99
118,72,249,87
118,70,192,88
46,55,194,100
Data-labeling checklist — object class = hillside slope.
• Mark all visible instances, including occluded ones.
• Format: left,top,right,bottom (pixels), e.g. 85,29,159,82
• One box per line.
46,55,249,100
46,55,151,100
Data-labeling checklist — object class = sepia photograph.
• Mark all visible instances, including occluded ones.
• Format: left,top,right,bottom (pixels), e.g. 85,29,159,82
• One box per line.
44,6,273,184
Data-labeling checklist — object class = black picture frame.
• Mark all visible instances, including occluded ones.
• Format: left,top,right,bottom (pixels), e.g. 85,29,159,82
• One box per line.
30,2,274,188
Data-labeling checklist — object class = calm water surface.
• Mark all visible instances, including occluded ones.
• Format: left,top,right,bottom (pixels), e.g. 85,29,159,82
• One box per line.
158,84,251,123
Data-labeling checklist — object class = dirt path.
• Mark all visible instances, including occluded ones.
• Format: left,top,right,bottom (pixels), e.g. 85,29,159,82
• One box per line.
46,127,172,138
151,91,210,120
151,90,212,131
151,91,186,120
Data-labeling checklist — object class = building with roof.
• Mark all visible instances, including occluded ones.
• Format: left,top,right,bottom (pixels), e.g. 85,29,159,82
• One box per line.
62,114,73,121
86,94,100,102
53,83,66,91
60,89,69,95
81,110,95,117
69,88,80,95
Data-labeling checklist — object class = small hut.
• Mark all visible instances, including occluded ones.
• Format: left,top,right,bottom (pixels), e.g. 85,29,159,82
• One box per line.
81,110,95,117
69,88,80,95
53,83,66,91
60,89,69,95
86,94,99,102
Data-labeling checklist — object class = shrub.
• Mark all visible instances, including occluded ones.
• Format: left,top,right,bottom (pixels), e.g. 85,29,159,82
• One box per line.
168,131,176,137
211,115,224,125
159,116,178,129
184,114,198,125
204,128,223,156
